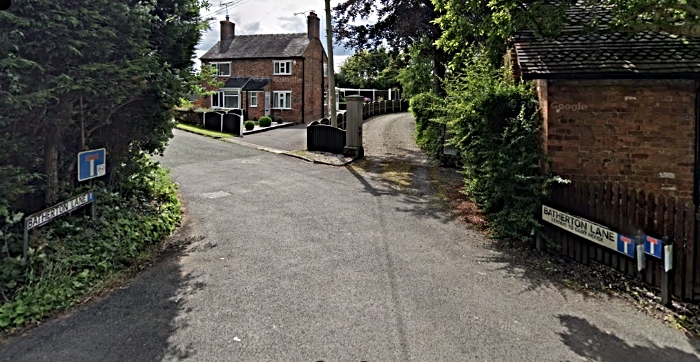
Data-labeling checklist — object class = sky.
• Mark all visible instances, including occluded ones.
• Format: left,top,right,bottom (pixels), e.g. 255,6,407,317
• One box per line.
195,0,366,72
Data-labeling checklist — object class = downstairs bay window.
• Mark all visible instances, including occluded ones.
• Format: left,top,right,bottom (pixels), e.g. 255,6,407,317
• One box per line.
211,89,240,109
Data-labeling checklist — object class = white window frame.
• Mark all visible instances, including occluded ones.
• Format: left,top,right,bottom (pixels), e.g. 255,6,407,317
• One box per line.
273,60,292,75
323,63,328,77
250,92,258,107
273,91,292,109
211,88,240,109
211,62,231,77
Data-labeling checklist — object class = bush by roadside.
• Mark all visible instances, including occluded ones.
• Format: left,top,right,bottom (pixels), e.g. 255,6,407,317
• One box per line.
410,92,446,161
0,157,181,333
410,59,559,244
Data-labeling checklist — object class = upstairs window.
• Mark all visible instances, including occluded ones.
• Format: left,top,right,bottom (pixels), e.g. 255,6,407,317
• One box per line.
211,62,230,77
274,60,292,75
323,63,328,77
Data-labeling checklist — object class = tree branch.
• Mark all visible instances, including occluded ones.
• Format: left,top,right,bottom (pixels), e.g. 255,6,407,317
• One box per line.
86,97,140,137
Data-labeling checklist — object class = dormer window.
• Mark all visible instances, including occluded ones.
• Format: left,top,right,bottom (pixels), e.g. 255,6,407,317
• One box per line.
211,62,230,77
274,60,292,75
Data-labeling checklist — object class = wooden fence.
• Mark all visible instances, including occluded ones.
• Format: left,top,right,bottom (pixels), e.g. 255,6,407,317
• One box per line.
542,180,699,301
307,121,346,154
361,100,408,120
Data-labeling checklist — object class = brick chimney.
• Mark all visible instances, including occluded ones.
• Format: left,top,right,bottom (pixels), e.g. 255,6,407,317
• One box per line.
307,11,320,40
220,15,235,44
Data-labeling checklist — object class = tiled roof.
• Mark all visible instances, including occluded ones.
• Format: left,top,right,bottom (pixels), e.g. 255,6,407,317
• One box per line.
224,77,250,88
220,77,270,91
201,33,311,60
242,78,269,91
515,1,700,79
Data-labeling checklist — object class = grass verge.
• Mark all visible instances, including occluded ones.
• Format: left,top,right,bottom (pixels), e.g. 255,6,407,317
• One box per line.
176,123,233,139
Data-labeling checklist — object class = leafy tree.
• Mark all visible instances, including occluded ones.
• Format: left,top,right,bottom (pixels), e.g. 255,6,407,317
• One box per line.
396,41,434,99
598,0,700,37
432,0,569,70
336,47,400,89
179,64,225,108
332,0,447,94
0,0,205,211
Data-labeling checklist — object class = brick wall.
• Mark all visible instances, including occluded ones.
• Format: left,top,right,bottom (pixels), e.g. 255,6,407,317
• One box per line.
543,79,696,198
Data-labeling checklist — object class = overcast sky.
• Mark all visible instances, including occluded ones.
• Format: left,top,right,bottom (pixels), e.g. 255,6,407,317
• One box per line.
195,0,365,72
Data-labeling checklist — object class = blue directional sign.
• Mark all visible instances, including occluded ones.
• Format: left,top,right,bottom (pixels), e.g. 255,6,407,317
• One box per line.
644,235,663,259
77,148,106,182
617,234,636,257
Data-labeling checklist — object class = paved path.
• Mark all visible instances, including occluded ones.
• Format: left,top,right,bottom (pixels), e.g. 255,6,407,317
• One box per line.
1,115,699,361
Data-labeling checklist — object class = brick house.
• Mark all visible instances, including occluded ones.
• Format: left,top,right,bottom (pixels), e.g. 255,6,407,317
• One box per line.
513,3,700,200
199,12,328,123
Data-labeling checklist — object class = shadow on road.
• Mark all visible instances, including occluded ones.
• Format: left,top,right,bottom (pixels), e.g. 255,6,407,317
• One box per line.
0,224,200,362
344,160,459,224
558,315,700,361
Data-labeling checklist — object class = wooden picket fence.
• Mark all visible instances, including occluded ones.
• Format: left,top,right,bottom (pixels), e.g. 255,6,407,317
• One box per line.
542,180,700,301
361,99,408,120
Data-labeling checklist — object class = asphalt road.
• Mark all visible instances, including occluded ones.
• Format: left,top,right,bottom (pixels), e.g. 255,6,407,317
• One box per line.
2,119,700,361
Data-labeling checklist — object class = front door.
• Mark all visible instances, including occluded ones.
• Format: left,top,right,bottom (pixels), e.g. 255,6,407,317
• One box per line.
264,92,271,116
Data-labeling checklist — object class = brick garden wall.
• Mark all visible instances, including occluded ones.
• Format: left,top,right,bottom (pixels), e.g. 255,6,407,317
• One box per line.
542,79,696,198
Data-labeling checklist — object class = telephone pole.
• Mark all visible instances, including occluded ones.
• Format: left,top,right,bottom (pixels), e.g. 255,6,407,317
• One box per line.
324,0,337,127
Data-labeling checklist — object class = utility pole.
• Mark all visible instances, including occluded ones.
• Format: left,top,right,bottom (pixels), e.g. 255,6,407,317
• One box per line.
324,0,337,127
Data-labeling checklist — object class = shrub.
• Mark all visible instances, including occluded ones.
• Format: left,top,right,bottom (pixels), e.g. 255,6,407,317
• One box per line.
445,62,553,243
258,116,272,127
410,92,446,160
274,116,283,124
173,110,201,125
0,157,181,331
244,121,255,130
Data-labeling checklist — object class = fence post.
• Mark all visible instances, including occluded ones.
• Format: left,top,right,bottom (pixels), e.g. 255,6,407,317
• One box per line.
344,95,364,158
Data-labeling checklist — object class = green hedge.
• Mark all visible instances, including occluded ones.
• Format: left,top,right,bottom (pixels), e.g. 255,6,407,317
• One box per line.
174,110,201,125
410,92,446,160
411,62,555,243
446,65,552,242
0,157,181,331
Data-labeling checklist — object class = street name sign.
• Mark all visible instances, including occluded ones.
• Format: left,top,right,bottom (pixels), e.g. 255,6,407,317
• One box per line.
22,190,96,263
542,205,635,257
25,191,95,230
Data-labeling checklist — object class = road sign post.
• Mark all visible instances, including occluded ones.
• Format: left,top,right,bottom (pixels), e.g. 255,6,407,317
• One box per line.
78,148,106,182
660,236,674,306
